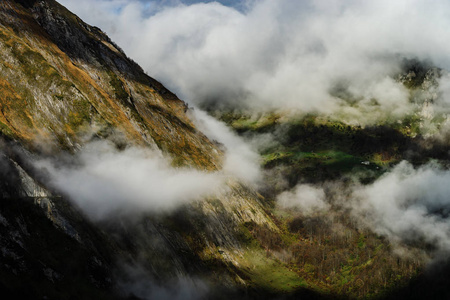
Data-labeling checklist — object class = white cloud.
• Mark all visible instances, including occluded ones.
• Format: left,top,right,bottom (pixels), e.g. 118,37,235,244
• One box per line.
189,109,262,185
34,141,223,220
59,0,450,120
354,161,450,252
277,184,329,215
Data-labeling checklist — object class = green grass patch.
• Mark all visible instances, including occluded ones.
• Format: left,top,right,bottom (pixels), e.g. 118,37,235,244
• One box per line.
236,221,311,294
242,249,307,293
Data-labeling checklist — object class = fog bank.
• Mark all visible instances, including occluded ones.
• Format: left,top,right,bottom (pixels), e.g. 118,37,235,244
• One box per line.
60,0,450,120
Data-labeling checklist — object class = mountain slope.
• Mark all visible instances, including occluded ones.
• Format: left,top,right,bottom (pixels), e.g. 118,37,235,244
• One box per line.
0,1,336,299
0,0,301,299
0,0,220,169
4,1,443,299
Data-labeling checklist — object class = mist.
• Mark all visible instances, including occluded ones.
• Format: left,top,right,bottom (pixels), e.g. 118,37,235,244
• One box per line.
276,161,450,257
59,0,450,121
190,109,262,185
277,184,329,215
353,161,450,254
34,141,224,220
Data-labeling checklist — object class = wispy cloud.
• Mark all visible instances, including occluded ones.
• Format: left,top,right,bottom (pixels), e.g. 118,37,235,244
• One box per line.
190,109,262,185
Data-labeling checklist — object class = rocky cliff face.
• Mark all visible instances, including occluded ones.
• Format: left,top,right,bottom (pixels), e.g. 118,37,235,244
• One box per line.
0,1,296,299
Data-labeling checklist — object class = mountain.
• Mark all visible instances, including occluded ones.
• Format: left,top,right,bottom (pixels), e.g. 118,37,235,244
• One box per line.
2,0,450,299
0,0,221,168
0,0,295,299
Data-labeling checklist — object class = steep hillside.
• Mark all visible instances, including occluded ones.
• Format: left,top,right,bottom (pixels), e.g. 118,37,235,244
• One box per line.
0,1,312,299
0,0,220,169
3,1,449,299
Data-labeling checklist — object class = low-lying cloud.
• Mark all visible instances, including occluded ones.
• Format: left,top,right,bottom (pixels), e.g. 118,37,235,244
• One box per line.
278,161,450,256
35,141,223,220
60,0,450,121
190,109,262,185
354,161,450,254
277,184,329,215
